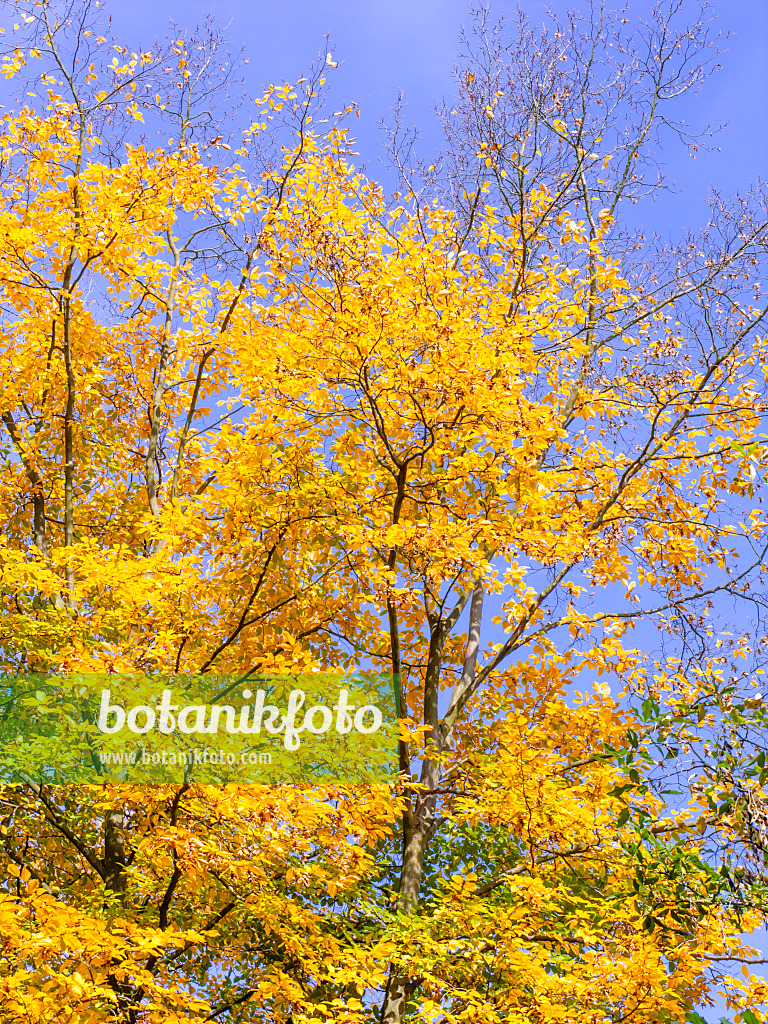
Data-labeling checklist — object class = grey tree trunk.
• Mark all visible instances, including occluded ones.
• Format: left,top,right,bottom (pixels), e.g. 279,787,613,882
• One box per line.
380,579,485,1024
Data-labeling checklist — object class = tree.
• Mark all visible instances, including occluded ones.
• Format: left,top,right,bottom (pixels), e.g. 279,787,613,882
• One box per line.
0,0,767,1022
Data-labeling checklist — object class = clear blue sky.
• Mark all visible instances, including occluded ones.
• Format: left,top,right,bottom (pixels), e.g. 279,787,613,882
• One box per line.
102,0,768,241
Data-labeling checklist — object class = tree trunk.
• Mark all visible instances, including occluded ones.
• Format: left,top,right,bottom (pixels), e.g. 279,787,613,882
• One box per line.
381,753,440,1023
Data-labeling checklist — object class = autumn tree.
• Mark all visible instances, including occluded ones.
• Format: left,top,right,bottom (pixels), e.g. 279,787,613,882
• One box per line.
0,0,767,1022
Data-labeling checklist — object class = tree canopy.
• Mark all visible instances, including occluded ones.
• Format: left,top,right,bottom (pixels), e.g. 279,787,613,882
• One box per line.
0,0,767,1022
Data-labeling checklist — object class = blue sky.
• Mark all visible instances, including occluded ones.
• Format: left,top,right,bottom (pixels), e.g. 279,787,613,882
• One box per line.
103,0,768,243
